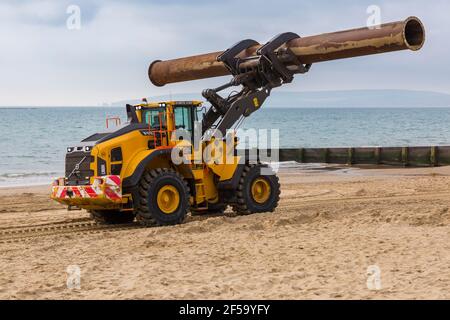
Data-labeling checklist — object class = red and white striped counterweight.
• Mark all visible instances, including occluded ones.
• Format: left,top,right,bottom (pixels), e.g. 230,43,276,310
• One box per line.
51,175,123,209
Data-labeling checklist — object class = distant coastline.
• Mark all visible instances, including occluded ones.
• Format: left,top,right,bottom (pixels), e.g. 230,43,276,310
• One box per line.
110,90,450,109
2,90,450,109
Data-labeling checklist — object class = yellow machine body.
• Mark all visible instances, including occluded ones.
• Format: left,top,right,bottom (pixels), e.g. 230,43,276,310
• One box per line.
51,101,241,212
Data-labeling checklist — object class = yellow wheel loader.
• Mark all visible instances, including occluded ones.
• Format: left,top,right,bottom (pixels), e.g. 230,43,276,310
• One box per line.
51,100,280,226
51,18,424,226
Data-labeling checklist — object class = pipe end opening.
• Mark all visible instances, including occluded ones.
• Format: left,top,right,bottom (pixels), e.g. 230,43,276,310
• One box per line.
404,17,425,51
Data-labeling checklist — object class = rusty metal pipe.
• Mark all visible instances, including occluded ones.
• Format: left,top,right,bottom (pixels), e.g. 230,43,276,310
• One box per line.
149,17,425,87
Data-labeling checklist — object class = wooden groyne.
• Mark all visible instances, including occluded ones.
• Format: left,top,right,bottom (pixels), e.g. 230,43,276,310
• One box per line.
246,146,450,167
279,146,450,167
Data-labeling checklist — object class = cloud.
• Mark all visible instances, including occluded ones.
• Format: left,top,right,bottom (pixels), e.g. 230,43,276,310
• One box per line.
0,0,447,106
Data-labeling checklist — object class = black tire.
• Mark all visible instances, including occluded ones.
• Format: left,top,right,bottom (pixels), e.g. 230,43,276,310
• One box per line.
232,164,280,215
90,210,135,225
135,168,190,227
191,203,228,216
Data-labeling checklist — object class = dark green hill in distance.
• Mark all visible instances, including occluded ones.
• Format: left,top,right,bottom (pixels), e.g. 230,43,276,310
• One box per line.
110,90,450,108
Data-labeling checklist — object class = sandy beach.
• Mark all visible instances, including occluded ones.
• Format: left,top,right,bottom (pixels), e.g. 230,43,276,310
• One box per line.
1,165,450,300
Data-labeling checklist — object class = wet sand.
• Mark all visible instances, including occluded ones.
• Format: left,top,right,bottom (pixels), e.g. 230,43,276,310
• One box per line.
1,166,450,299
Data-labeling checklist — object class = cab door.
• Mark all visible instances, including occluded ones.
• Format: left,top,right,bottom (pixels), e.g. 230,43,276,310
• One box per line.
173,106,198,161
173,106,195,141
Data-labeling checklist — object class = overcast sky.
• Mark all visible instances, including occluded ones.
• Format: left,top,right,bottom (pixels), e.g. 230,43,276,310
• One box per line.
0,0,447,106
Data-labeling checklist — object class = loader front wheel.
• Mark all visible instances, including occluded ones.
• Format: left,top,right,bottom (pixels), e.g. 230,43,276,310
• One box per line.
232,164,280,215
135,168,190,227
89,210,135,225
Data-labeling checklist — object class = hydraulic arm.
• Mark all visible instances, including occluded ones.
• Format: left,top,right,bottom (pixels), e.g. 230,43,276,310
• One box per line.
201,33,312,136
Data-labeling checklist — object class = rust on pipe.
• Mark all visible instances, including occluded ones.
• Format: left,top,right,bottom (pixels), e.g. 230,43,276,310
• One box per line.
149,17,425,87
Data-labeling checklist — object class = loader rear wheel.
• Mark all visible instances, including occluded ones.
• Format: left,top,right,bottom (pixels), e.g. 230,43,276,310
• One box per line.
135,168,190,227
89,210,135,225
232,164,280,215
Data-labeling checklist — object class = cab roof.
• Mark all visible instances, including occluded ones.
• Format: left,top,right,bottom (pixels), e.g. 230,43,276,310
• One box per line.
135,100,203,108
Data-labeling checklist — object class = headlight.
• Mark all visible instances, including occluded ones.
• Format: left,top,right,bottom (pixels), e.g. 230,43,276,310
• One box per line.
84,146,92,152
67,147,74,153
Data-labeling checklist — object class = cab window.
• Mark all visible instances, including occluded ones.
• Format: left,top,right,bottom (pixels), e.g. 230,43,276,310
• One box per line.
143,108,166,129
174,106,194,132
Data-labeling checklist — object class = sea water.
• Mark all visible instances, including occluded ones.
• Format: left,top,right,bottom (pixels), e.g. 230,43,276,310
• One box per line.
2,107,450,186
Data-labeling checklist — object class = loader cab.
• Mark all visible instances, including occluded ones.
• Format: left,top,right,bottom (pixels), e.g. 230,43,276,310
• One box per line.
137,101,202,147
